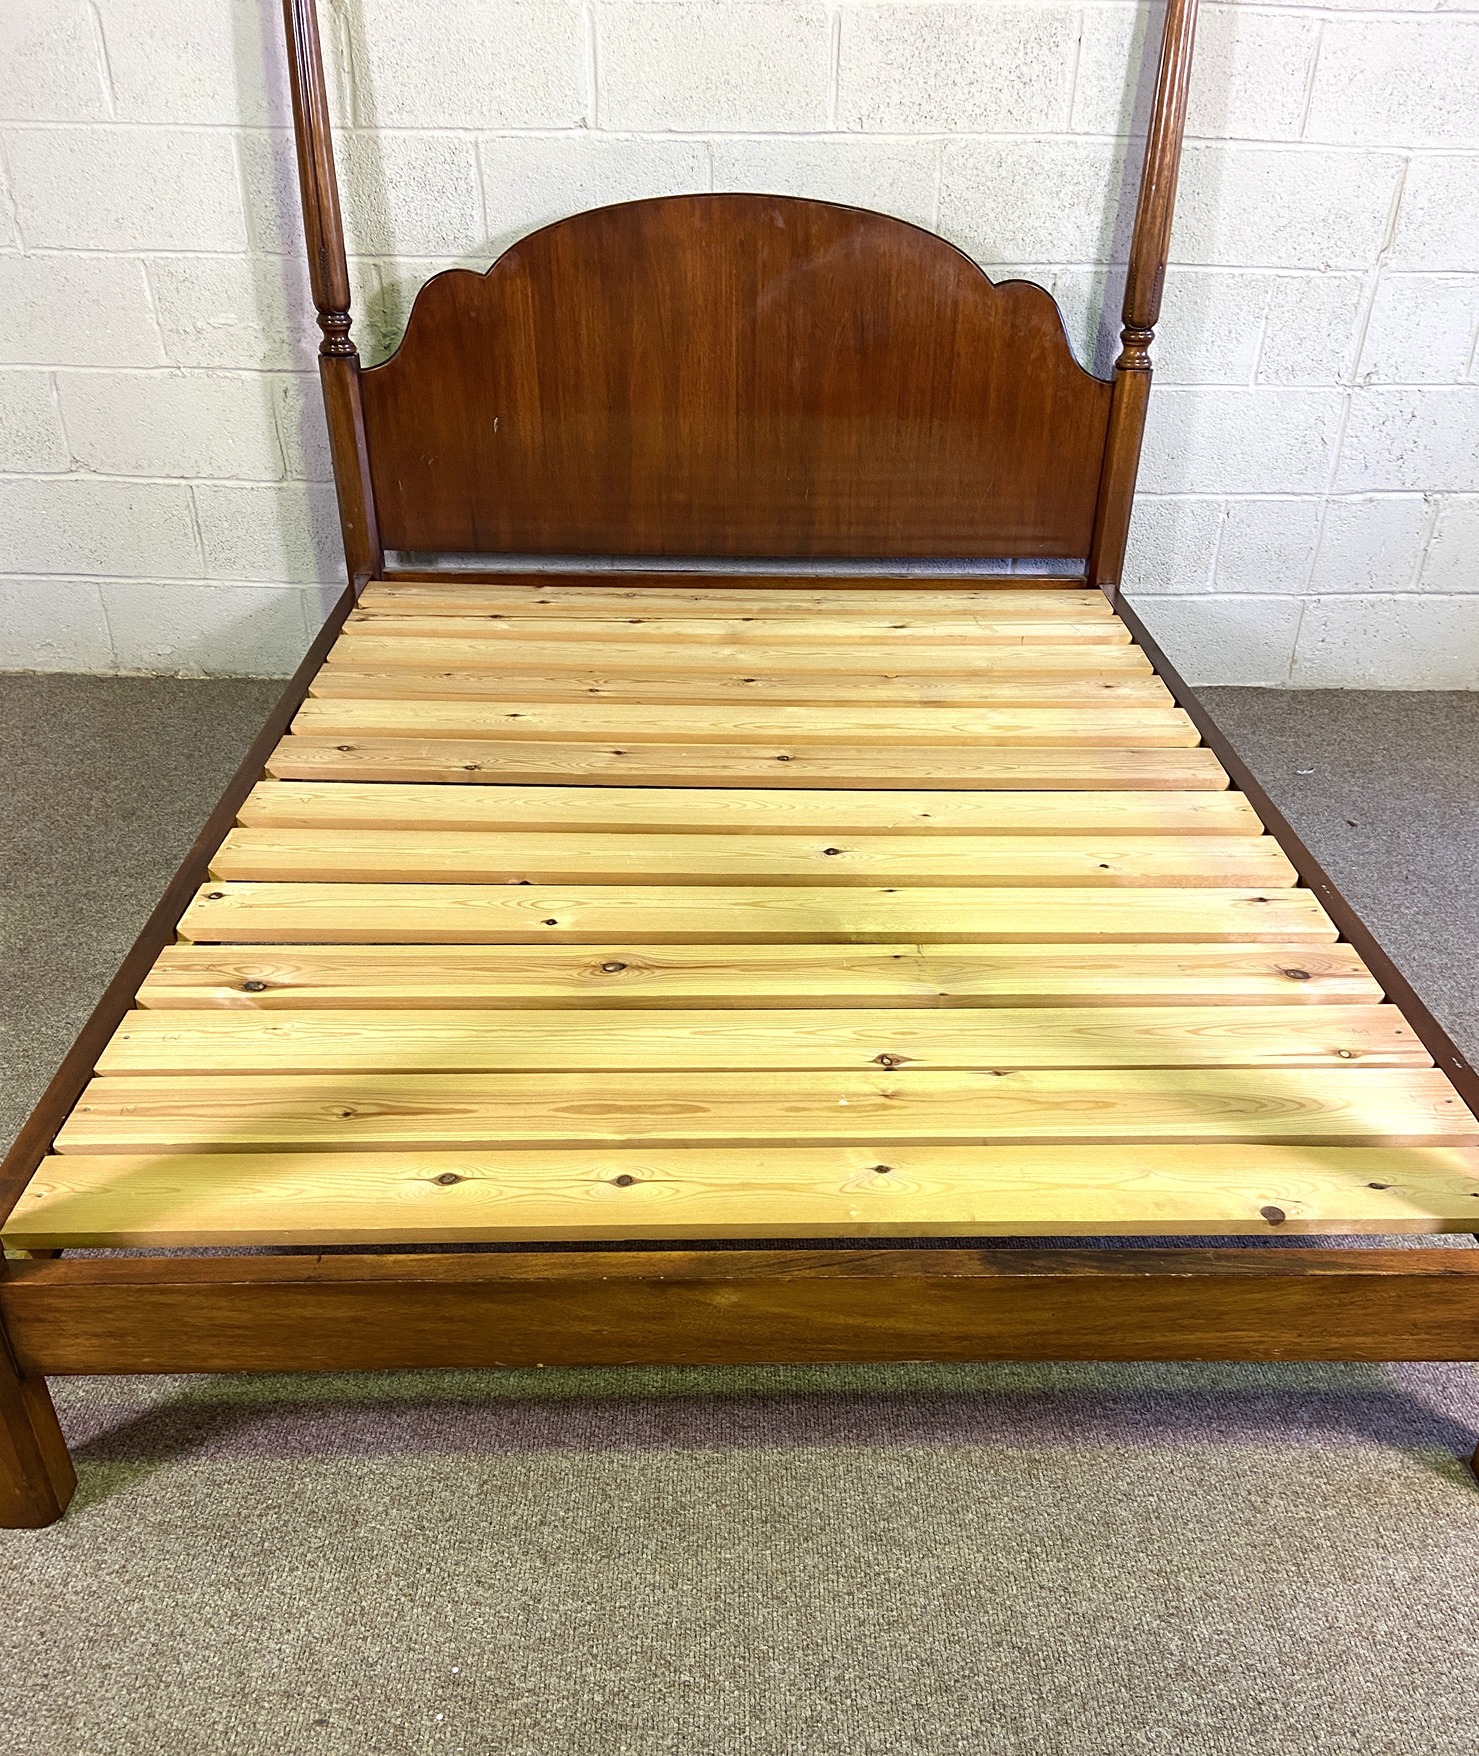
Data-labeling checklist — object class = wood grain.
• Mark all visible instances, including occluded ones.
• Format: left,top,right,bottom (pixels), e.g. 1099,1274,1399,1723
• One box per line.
238,781,1260,836
176,882,1334,945
341,614,1130,646
11,1144,1479,1249
264,739,1231,790
136,942,1383,1012
325,636,1155,676
311,667,1174,708
209,828,1296,888
0,1320,74,1528
95,1004,1424,1076
356,582,1114,617
358,195,1113,559
11,1249,1479,1374
290,698,1200,748
54,1068,1478,1154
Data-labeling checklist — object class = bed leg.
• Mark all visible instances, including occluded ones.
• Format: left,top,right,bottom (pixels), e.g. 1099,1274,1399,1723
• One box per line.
0,1321,75,1529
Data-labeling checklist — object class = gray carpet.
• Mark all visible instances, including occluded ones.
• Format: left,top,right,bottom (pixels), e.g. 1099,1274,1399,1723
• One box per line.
2,676,1478,1755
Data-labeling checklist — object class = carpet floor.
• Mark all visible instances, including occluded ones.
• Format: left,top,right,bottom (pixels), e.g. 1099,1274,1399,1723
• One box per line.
1,676,1477,1756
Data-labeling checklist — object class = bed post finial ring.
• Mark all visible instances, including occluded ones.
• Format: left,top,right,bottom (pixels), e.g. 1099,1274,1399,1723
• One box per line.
1116,323,1156,375
318,310,356,359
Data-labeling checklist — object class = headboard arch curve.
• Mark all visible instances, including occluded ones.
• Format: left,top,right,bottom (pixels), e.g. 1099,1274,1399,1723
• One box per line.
281,0,1200,584
359,193,1111,560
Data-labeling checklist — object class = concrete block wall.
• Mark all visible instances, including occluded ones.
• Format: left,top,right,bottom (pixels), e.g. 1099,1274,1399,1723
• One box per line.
1,0,1477,683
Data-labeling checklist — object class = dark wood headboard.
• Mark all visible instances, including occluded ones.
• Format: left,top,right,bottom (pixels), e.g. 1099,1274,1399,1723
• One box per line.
359,196,1110,561
283,0,1198,588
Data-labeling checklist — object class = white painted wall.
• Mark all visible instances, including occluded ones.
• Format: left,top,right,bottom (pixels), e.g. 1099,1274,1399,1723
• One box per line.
2,0,1478,684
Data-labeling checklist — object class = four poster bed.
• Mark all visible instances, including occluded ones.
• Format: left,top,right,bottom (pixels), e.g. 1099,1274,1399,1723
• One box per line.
4,0,1479,1528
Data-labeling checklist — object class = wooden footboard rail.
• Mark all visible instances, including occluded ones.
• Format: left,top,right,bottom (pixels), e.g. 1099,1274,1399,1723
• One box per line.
9,1249,1479,1378
10,1244,1479,1524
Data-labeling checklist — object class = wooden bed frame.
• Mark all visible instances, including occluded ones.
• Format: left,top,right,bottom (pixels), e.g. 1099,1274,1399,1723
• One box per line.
5,0,1479,1529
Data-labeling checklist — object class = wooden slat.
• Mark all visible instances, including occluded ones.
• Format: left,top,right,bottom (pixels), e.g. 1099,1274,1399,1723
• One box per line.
35,573,1477,1262
210,829,1298,889
12,1145,1479,1249
265,739,1231,790
356,583,1115,618
136,942,1387,1012
290,698,1202,748
95,1004,1426,1075
176,882,1334,944
325,637,1153,675
311,668,1174,708
238,781,1263,836
53,1068,1479,1153
342,612,1131,645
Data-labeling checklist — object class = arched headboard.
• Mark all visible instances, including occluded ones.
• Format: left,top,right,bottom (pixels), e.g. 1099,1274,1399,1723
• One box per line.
282,0,1198,589
358,195,1110,561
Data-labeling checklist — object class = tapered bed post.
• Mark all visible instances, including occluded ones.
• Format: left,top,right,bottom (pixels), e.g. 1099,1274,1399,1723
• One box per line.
282,0,383,587
0,1312,74,1529
1089,0,1200,597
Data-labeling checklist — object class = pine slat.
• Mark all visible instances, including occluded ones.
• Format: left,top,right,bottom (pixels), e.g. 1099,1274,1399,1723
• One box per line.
238,781,1263,836
136,942,1385,1012
13,1144,1479,1249
210,828,1298,889
355,583,1115,618
342,613,1130,645
311,668,1173,707
96,1004,1426,1075
290,698,1201,747
177,883,1335,944
54,1068,1478,1154
265,738,1231,789
325,637,1153,675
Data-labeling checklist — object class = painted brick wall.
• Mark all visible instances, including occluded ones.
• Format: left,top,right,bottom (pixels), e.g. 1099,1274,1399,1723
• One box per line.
2,0,1477,683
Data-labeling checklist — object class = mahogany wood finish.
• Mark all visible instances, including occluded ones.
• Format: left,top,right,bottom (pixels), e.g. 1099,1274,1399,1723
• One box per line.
1089,0,1200,591
9,1249,1479,1373
0,1323,74,1528
360,197,1111,560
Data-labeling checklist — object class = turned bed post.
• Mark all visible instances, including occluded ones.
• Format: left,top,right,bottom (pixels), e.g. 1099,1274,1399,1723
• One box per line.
282,0,383,587
1088,0,1200,597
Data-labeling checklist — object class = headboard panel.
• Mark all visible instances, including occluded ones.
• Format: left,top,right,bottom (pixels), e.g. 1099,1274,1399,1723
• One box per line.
358,195,1112,561
282,0,1199,587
